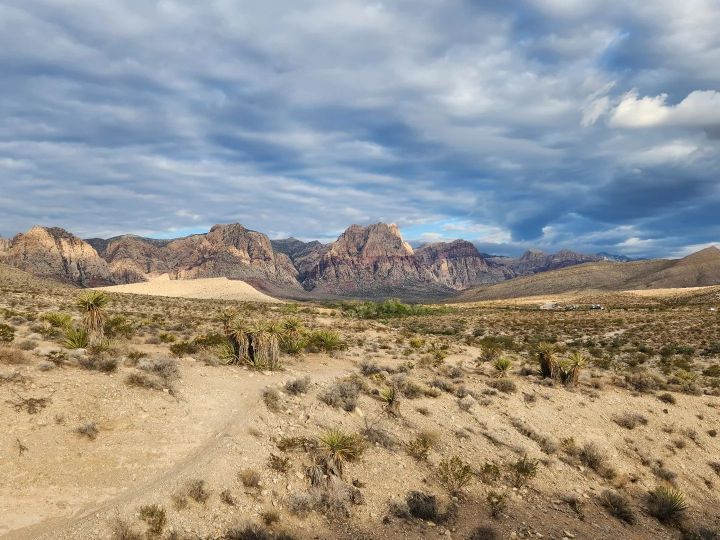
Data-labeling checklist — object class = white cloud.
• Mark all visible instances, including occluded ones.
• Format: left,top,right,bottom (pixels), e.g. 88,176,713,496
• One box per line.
610,90,720,128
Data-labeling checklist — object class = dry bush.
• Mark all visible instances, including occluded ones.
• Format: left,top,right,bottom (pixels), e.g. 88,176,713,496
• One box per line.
468,525,500,540
0,344,28,365
405,491,440,521
437,456,474,494
74,422,99,440
284,376,311,395
318,378,362,411
138,504,166,537
613,413,649,430
599,490,636,524
579,442,616,479
239,468,261,489
110,518,142,540
263,388,281,412
509,455,539,487
268,453,291,473
406,430,439,460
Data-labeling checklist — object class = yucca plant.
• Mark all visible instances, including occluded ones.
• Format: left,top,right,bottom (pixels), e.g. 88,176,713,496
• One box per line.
318,428,365,477
437,456,474,494
379,383,401,416
647,485,687,523
41,312,72,329
536,342,557,378
63,326,89,349
558,351,586,386
493,356,512,378
76,291,109,344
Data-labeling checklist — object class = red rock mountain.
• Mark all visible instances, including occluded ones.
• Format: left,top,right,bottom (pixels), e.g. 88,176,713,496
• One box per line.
4,222,695,300
0,226,112,286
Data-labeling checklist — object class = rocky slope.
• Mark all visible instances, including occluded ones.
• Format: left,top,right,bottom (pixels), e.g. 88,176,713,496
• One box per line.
491,248,603,276
0,226,112,286
460,247,720,301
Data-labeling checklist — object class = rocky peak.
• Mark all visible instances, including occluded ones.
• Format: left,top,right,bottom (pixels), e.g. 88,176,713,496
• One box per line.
329,223,414,259
4,226,112,286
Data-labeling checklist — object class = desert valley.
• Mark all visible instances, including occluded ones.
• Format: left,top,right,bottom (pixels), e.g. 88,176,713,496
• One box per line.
1,222,720,540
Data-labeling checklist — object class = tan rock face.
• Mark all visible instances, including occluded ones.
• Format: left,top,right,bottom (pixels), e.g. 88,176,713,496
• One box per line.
298,225,508,295
4,226,112,286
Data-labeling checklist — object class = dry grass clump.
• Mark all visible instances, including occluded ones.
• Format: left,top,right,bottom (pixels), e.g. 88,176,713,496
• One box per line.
613,412,649,430
598,490,636,524
173,478,210,508
268,453,291,473
262,388,281,412
362,423,398,450
318,378,362,411
284,376,311,395
74,422,99,440
0,344,28,365
138,504,166,537
110,518,143,540
405,490,441,521
126,357,179,392
78,355,119,373
468,525,500,540
509,455,539,487
406,430,439,460
578,442,616,479
8,394,50,414
509,417,559,454
239,468,262,489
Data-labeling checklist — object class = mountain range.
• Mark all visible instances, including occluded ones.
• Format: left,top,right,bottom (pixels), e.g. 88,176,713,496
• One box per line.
0,222,717,300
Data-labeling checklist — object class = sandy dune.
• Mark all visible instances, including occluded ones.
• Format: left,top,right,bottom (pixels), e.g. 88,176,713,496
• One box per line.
96,275,281,303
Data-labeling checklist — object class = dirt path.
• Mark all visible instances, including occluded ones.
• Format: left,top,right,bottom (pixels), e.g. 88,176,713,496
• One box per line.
3,357,353,540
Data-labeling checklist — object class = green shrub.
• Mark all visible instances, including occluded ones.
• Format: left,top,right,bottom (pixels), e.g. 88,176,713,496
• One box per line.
0,323,15,343
63,326,88,349
437,456,474,494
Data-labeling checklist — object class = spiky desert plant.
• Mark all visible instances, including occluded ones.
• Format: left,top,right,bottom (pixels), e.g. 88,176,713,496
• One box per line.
559,351,586,386
536,342,557,378
318,428,365,477
41,312,72,329
250,322,281,370
63,326,89,349
493,356,512,378
379,383,401,416
225,318,250,365
647,485,688,523
76,291,108,344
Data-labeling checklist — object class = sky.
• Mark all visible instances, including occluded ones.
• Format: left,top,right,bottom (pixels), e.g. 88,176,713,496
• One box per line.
0,0,719,257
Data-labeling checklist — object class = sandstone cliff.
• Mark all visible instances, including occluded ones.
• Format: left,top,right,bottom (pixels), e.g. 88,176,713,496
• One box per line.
2,226,112,286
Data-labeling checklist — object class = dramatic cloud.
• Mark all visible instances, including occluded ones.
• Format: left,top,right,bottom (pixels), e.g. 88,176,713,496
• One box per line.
0,0,718,257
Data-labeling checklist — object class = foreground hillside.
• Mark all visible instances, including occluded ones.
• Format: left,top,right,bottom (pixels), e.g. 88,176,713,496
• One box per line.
1,270,719,539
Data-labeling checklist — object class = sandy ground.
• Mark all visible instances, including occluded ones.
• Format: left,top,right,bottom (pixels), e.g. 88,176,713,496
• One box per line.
96,276,282,303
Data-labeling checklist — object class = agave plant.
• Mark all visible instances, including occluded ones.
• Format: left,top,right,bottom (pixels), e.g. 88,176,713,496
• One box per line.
76,291,109,344
63,326,89,349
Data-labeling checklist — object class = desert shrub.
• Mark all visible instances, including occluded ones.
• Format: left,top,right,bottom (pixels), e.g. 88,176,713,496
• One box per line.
486,490,507,518
263,388,281,412
239,468,262,489
437,456,474,494
305,329,345,352
624,372,661,392
487,379,516,393
406,430,439,460
268,453,291,473
104,315,135,339
469,525,500,540
362,424,398,449
0,344,28,365
359,361,382,376
159,333,176,343
341,299,439,319
186,478,210,503
169,340,198,358
0,323,15,343
709,461,720,477
223,523,273,540
658,392,677,404
261,509,280,526
41,312,72,329
509,455,539,487
284,376,311,395
110,518,143,540
614,413,649,430
599,490,636,524
579,442,615,478
193,332,227,348
647,485,687,523
536,342,557,378
431,377,455,393
74,422,99,440
509,418,558,454
287,492,314,517
138,504,166,537
405,491,439,521
127,357,180,392
319,378,362,411
220,489,236,506
79,355,119,373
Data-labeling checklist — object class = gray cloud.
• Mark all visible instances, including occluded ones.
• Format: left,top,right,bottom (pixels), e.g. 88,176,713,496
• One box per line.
0,0,718,257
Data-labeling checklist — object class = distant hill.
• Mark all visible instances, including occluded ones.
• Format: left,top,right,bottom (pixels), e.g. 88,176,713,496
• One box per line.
460,247,720,301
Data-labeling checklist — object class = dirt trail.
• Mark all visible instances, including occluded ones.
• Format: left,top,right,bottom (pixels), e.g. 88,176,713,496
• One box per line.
3,358,353,540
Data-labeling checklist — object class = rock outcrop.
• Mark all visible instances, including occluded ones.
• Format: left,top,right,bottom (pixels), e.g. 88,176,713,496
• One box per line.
2,226,112,286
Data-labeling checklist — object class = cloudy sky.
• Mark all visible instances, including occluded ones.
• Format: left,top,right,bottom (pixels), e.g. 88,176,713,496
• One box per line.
1,0,719,257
